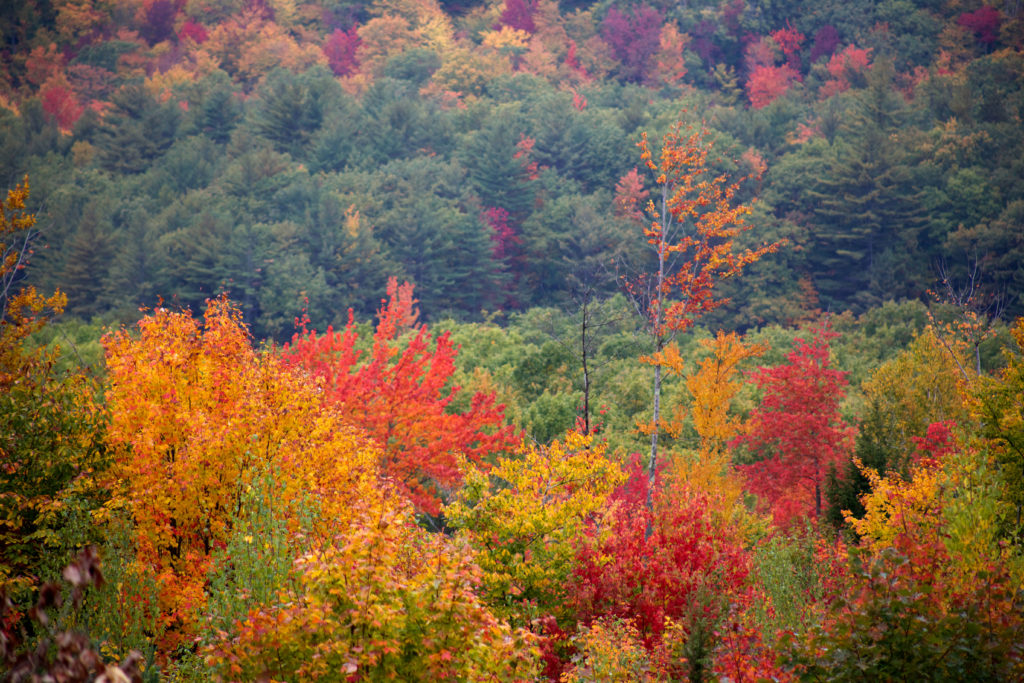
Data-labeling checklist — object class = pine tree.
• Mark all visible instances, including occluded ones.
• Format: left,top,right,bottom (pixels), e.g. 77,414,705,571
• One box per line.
806,58,927,310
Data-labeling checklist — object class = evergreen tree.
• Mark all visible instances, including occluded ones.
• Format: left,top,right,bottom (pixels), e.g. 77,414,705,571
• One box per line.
806,59,927,311
94,83,180,174
196,71,242,145
459,106,536,223
251,67,341,159
824,400,904,530
59,201,115,317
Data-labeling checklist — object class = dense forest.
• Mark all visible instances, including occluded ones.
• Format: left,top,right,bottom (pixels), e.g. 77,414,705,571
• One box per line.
2,0,1024,679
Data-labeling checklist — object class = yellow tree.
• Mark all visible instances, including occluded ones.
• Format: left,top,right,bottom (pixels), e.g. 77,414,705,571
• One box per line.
638,332,765,532
446,431,625,625
624,123,778,502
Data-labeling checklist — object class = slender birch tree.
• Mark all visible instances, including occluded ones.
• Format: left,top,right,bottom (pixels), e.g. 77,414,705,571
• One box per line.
622,122,778,506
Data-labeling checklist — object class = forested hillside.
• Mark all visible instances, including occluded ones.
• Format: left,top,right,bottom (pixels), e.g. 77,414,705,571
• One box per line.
1,0,1023,334
3,0,1024,680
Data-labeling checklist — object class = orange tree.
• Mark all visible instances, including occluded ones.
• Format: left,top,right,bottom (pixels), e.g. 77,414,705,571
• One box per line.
102,297,388,656
622,122,778,501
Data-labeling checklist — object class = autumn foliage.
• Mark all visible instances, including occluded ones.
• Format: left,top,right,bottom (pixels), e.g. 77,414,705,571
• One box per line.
735,325,854,525
102,298,387,653
568,459,752,676
284,278,518,514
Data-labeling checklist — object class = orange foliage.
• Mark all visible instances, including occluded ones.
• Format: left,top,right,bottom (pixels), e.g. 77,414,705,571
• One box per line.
746,64,798,108
633,124,778,337
1,178,66,379
102,298,386,655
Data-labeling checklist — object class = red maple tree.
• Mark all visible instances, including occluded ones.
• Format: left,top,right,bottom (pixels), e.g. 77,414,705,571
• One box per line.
734,324,854,525
323,25,361,77
283,278,519,514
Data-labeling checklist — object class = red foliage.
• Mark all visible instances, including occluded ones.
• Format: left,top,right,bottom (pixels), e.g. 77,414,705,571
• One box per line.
482,206,519,260
498,0,536,34
911,420,957,467
958,6,1002,46
283,278,519,515
809,24,840,63
771,25,804,59
569,457,751,646
734,325,854,526
746,64,798,108
323,25,361,77
24,44,64,87
771,24,804,71
177,18,208,44
713,607,795,682
819,44,871,98
514,133,539,180
565,40,587,78
40,81,84,129
613,167,648,223
601,5,664,83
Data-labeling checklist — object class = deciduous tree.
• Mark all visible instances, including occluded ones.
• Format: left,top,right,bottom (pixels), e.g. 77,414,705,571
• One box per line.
625,122,777,501
103,297,387,654
447,431,624,625
284,278,518,515
735,325,854,525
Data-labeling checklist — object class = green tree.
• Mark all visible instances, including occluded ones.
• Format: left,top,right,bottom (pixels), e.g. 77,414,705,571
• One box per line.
251,66,341,159
59,200,115,317
94,83,181,174
459,105,537,223
806,60,927,310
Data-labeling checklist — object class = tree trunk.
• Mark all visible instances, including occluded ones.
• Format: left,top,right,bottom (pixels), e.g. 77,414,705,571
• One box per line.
646,186,669,519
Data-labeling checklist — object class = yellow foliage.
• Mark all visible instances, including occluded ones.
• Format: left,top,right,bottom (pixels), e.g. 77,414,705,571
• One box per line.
850,430,1019,588
102,298,389,655
429,47,509,97
561,618,656,682
861,328,969,460
447,431,625,623
1,178,67,384
847,458,944,553
357,14,423,76
481,26,531,52
687,331,766,458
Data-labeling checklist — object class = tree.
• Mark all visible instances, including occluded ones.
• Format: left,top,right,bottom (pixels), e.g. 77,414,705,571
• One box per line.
283,278,518,515
625,123,777,503
600,5,663,83
805,58,927,310
746,64,798,108
94,83,180,175
734,325,854,525
568,458,751,677
1,178,106,603
323,25,361,77
447,431,624,626
204,503,540,681
102,298,387,655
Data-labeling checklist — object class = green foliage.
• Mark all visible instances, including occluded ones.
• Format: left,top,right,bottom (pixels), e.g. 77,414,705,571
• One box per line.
73,514,165,674
0,348,109,602
94,84,181,175
203,465,318,639
779,546,1024,681
447,432,625,626
749,529,831,636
